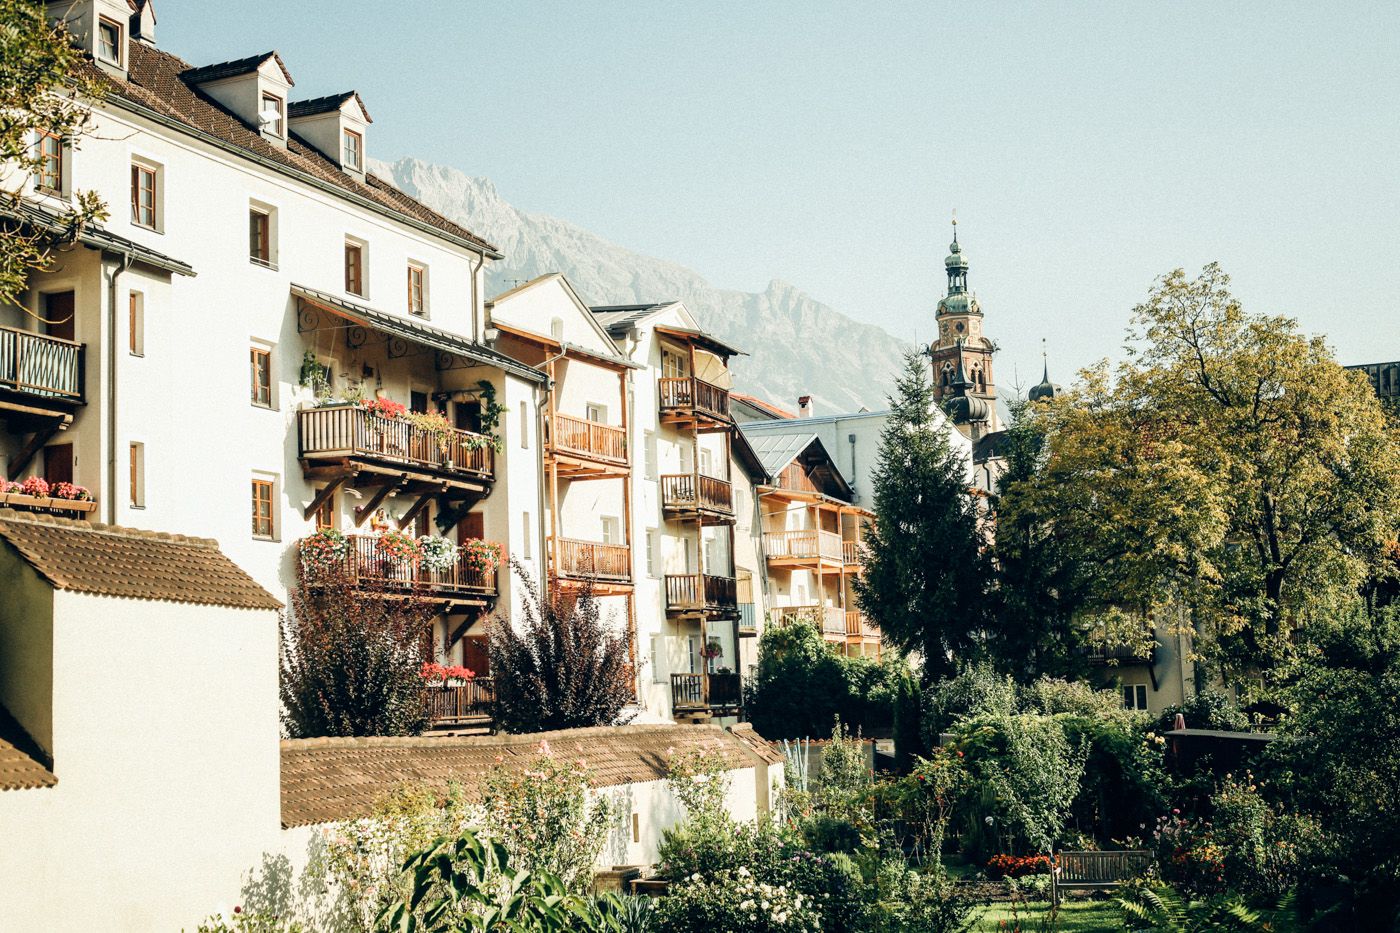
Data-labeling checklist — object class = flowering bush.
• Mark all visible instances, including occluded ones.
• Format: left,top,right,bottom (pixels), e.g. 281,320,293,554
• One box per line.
376,529,420,565
986,853,1051,878
406,409,454,455
460,537,502,575
298,529,350,576
20,476,49,497
417,535,456,573
419,661,474,685
653,867,821,933
480,739,613,893
49,481,91,501
361,396,407,419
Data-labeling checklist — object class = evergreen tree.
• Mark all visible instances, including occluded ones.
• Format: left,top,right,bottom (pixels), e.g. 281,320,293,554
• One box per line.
854,352,992,685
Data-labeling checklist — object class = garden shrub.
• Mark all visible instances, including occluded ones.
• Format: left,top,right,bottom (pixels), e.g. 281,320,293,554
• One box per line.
652,867,822,933
920,662,1017,746
1060,712,1167,843
1155,690,1248,734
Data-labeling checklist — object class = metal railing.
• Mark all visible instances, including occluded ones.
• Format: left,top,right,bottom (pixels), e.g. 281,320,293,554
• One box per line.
298,405,493,480
664,573,738,612
552,412,627,464
658,376,730,420
0,326,83,401
660,473,734,514
763,529,844,562
554,537,631,582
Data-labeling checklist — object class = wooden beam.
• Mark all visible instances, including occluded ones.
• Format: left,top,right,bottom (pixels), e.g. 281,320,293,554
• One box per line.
354,474,406,526
7,419,65,480
302,474,347,521
398,487,442,530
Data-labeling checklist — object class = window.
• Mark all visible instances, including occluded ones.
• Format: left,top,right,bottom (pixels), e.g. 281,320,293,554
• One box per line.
646,528,659,577
249,208,272,267
251,478,275,539
250,346,272,407
342,128,362,170
601,516,621,546
650,634,667,684
1122,684,1149,711
661,347,686,379
406,263,426,316
129,442,144,508
522,512,532,559
314,487,336,531
518,400,528,449
97,17,122,64
344,240,364,296
585,402,607,424
36,132,62,194
130,162,157,229
644,431,657,480
128,291,143,356
260,93,284,137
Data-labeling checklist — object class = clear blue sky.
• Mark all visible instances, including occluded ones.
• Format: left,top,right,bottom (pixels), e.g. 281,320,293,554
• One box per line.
164,1,1400,391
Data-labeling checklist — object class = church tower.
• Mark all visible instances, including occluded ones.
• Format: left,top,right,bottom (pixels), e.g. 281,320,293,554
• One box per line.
930,218,1000,437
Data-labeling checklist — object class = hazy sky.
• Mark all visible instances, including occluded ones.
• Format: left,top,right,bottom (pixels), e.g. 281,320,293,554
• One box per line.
164,2,1400,392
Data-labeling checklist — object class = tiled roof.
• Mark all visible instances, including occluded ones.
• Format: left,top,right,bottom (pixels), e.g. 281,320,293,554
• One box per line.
0,510,281,610
589,303,673,335
80,42,498,257
0,707,54,792
180,51,294,86
731,392,796,420
289,91,372,123
280,724,770,828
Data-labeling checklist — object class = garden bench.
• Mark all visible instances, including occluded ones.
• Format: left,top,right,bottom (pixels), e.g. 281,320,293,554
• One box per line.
1050,849,1152,905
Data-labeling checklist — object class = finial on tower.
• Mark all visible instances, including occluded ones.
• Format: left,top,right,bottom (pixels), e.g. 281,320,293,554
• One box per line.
951,209,958,244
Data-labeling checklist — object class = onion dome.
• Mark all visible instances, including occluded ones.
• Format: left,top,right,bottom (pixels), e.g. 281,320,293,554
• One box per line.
1029,349,1062,403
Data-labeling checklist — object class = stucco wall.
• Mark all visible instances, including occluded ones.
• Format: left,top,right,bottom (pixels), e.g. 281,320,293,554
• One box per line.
0,591,281,932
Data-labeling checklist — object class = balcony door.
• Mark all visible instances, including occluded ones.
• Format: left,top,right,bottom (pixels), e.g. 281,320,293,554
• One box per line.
44,291,75,342
455,400,482,434
43,443,73,485
661,347,686,379
457,510,484,545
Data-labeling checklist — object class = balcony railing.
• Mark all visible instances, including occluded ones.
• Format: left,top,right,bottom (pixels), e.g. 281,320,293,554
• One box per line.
845,611,878,639
554,537,632,583
298,405,493,481
426,678,495,725
737,602,757,634
0,326,83,402
665,573,738,612
552,413,627,464
842,540,861,566
659,376,730,421
670,671,741,712
773,604,847,636
764,529,844,563
1087,643,1157,665
660,473,733,515
335,534,498,600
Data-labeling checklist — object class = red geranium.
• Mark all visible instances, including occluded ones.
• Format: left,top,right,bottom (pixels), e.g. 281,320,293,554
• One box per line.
361,397,407,419
20,476,50,498
987,854,1051,878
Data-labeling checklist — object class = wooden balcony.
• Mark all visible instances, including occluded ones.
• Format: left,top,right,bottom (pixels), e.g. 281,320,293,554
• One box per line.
329,534,499,607
670,671,741,714
773,604,847,637
553,536,632,586
661,473,734,522
658,376,730,427
764,529,844,566
298,405,494,491
842,540,861,567
549,412,628,477
665,573,738,615
0,326,83,414
845,610,878,640
737,602,757,636
426,678,495,726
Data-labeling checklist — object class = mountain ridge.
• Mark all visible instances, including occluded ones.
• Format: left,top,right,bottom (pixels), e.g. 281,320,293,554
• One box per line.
370,156,908,412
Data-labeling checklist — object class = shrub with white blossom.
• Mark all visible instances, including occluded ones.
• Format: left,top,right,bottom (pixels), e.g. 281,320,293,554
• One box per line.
654,867,822,933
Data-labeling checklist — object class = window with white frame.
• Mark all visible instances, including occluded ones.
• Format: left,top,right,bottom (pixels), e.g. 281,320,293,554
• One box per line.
1122,684,1149,711
601,515,621,546
342,128,362,170
646,528,659,577
260,92,284,137
585,402,607,424
650,634,666,684
97,17,123,65
344,238,366,296
249,203,276,268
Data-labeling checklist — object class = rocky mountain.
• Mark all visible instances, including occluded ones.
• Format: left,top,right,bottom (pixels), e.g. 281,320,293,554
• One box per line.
370,157,908,413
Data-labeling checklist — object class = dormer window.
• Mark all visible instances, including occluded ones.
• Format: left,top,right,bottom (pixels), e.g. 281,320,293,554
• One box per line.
97,17,123,65
342,129,362,171
261,93,284,137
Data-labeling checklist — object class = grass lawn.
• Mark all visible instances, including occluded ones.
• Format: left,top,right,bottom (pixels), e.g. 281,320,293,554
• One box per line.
968,898,1121,932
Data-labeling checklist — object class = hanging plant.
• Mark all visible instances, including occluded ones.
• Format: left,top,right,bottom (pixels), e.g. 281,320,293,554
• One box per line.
376,528,420,565
406,409,454,456
362,397,407,420
473,379,508,452
459,538,503,576
299,528,350,577
418,535,456,573
701,639,722,660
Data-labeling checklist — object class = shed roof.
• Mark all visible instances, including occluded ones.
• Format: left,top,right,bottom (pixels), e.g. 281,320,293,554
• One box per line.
0,707,54,792
0,510,280,610
280,724,777,828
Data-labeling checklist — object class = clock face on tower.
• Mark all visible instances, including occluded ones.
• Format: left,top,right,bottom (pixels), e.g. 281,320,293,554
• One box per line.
955,322,964,333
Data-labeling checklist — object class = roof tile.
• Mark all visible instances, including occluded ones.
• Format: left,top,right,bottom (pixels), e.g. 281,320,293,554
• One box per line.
0,707,55,792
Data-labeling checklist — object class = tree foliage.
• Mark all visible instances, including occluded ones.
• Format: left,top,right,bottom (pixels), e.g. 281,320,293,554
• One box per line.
854,351,992,684
488,566,635,733
999,264,1400,679
0,0,108,304
279,571,433,738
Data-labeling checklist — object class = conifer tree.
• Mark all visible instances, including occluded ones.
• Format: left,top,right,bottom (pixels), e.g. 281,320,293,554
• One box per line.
854,352,992,684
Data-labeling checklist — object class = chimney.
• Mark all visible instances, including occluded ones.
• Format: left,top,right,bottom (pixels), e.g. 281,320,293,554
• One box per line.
797,395,813,418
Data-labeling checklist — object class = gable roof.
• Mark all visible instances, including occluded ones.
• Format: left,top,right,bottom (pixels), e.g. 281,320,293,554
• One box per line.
78,42,499,258
731,392,796,420
180,50,294,86
589,302,676,336
0,510,281,610
280,724,777,828
0,707,54,792
487,273,633,365
289,91,372,123
739,428,854,500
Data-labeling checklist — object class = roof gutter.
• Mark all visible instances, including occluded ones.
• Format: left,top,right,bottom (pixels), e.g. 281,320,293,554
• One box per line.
101,94,504,260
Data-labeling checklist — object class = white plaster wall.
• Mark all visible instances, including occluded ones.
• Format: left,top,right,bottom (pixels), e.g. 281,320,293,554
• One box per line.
0,592,281,932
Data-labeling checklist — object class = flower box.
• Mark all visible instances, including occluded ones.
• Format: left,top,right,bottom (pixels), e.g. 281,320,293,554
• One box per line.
0,491,98,515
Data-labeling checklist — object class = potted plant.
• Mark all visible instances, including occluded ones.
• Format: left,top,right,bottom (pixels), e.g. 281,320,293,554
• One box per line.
418,535,456,574
299,528,351,578
406,409,455,466
459,538,503,577
376,528,420,569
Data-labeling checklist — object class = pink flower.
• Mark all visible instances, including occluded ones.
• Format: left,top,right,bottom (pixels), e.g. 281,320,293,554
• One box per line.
20,476,49,498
